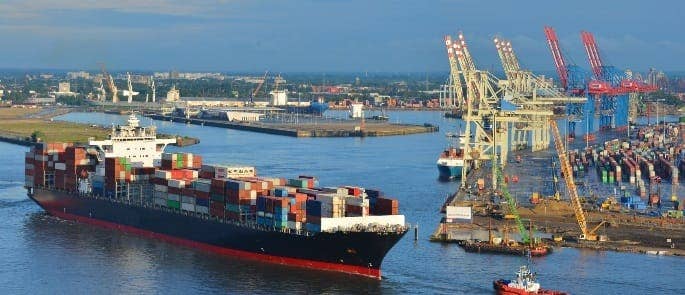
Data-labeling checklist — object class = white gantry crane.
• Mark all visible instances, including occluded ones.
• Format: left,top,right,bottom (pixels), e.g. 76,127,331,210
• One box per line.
122,72,140,103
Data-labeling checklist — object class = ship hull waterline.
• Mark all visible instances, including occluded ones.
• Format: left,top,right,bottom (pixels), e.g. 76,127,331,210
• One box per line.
28,188,406,279
437,163,463,180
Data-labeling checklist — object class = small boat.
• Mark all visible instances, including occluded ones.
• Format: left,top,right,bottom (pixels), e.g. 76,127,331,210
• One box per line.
493,265,567,295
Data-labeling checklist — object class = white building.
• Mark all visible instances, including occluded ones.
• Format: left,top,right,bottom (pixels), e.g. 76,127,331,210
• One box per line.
58,82,70,93
166,85,180,102
350,103,364,118
226,111,263,122
270,90,288,106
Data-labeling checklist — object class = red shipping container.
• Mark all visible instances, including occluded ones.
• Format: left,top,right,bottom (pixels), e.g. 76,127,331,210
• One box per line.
195,191,210,200
306,215,321,224
181,188,195,197
167,187,181,195
209,207,225,218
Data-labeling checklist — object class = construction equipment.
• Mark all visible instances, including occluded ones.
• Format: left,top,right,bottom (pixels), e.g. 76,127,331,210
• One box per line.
99,63,118,103
494,158,530,244
550,119,605,241
249,71,269,105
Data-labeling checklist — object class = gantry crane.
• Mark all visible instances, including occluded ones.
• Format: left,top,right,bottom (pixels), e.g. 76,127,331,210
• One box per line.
442,35,465,109
544,26,592,141
99,63,118,103
550,119,606,241
492,35,585,151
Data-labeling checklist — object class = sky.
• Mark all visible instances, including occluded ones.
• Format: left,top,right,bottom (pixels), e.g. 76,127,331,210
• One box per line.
0,0,682,73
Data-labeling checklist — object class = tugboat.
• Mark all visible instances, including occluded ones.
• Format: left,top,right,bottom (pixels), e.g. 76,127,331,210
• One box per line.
437,129,466,180
493,265,567,295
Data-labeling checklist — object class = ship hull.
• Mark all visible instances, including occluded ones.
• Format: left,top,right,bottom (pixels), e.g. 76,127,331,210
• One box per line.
493,280,567,295
437,163,463,180
29,188,406,279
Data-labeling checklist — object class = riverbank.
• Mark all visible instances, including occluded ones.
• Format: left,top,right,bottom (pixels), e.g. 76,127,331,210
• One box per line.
147,114,438,137
0,107,199,147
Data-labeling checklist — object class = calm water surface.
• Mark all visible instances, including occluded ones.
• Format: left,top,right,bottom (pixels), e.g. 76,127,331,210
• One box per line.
0,111,682,294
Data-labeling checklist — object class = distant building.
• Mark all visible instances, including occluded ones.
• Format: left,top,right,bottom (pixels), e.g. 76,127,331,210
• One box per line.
58,82,70,93
54,82,75,97
166,85,180,102
647,68,668,90
67,71,90,80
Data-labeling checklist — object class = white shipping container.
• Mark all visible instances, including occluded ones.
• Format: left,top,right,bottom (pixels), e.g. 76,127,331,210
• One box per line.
196,205,209,214
154,184,168,192
25,163,34,170
181,195,195,204
55,163,66,171
192,179,211,192
446,206,472,220
319,215,405,232
181,202,195,212
215,165,256,178
167,194,180,202
154,197,167,207
168,179,186,188
287,221,302,230
154,191,168,199
48,161,53,168
154,170,172,179
185,154,193,167
52,153,59,161
34,155,48,162
346,197,369,207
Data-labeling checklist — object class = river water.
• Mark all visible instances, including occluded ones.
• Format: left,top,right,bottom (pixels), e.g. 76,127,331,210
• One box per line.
0,111,683,294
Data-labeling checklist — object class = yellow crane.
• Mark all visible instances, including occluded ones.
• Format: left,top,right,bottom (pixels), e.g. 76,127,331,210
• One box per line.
549,119,606,241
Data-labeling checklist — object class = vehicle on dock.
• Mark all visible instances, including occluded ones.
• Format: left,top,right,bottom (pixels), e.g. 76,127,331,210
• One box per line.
493,265,567,295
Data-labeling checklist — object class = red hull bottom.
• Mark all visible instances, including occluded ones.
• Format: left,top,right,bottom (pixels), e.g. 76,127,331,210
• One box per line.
47,209,382,279
494,280,567,295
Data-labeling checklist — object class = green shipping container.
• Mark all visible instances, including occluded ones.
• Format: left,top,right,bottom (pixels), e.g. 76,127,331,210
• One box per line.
679,116,685,123
167,200,180,209
210,193,225,202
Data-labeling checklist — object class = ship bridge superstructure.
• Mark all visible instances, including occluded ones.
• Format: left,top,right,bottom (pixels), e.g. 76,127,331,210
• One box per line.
89,114,176,168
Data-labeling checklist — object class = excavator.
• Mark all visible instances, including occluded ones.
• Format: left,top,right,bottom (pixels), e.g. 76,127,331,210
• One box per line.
549,119,607,241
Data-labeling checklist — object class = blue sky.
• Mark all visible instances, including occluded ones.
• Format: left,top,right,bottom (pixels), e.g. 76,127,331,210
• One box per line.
0,0,682,73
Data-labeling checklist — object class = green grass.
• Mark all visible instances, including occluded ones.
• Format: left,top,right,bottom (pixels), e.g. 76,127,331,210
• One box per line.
0,119,109,143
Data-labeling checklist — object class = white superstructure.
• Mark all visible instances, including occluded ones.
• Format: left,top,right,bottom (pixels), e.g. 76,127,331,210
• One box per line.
89,114,176,169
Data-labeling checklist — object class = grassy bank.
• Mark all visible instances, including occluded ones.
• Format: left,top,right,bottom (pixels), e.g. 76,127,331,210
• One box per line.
0,107,109,143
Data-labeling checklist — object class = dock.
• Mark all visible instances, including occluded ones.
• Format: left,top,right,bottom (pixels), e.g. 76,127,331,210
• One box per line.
146,114,439,138
431,123,685,255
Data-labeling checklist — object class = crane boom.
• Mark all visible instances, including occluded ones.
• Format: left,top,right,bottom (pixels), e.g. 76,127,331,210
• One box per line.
495,161,530,243
444,36,465,107
544,26,569,90
250,71,269,103
549,119,598,240
580,31,604,80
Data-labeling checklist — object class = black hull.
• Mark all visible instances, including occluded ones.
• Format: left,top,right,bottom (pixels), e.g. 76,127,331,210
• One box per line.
28,188,406,279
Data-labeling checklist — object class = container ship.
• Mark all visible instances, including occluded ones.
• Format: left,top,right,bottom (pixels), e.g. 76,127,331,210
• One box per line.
23,115,407,279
